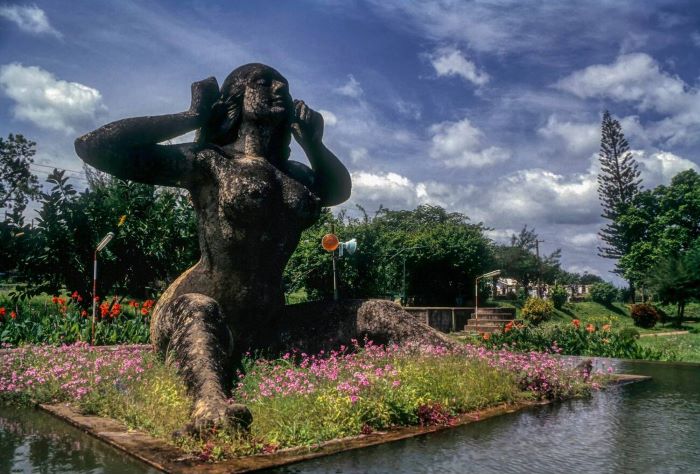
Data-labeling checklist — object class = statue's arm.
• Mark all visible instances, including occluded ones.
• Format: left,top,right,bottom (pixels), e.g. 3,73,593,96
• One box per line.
291,100,351,206
74,78,220,188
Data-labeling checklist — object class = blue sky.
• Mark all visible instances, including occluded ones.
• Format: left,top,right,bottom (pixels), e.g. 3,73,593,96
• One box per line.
2,0,700,284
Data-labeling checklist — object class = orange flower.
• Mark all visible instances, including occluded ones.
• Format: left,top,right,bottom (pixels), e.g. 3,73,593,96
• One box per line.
141,307,149,316
602,324,611,331
0,307,5,317
586,323,595,333
52,296,59,304
482,332,491,340
572,319,581,329
10,311,16,319
100,303,109,318
504,321,514,333
110,303,121,318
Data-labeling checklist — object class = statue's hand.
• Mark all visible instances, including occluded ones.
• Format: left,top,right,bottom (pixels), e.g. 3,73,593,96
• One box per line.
189,77,220,123
291,99,324,148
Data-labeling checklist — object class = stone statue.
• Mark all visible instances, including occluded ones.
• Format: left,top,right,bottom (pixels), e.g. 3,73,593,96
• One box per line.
76,64,454,433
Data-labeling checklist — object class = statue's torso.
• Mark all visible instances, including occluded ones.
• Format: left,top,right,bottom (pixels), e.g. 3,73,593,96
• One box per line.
154,149,321,339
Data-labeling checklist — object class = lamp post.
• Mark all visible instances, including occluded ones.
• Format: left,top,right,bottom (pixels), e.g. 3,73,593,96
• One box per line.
475,269,501,320
92,232,114,345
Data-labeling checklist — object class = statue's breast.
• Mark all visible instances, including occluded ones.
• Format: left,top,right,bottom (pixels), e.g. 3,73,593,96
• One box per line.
198,151,320,240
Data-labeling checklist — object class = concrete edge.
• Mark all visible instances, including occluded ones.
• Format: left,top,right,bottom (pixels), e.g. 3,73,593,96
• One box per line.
36,373,650,473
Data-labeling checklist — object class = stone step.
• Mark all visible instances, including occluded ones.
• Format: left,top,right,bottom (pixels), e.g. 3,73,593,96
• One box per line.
467,326,502,334
471,314,514,321
467,319,513,326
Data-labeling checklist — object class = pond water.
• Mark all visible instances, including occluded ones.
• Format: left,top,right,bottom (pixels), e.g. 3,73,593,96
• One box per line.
268,360,700,474
0,405,159,473
1,360,697,473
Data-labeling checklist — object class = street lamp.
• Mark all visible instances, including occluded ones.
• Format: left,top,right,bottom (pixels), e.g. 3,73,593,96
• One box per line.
475,269,501,320
92,232,114,345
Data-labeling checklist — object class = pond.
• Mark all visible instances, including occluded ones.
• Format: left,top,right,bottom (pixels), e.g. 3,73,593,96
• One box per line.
1,360,698,473
268,359,700,474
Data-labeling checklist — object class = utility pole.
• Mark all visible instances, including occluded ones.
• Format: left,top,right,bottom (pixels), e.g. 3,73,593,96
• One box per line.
535,239,545,298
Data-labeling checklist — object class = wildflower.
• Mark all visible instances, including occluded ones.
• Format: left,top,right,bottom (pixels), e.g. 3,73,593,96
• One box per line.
110,303,121,318
483,333,491,341
572,319,581,329
81,310,88,317
10,311,16,320
504,321,514,333
71,291,79,299
585,323,595,333
141,307,149,316
0,307,5,317
52,296,59,304
602,324,611,331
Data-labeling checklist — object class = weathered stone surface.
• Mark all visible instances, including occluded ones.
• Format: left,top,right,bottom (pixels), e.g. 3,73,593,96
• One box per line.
75,63,453,431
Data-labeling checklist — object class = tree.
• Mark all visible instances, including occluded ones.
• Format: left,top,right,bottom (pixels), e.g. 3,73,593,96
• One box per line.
494,225,561,290
596,111,642,295
0,134,41,275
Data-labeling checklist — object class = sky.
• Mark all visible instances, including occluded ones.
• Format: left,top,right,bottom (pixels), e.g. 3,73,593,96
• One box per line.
1,0,700,285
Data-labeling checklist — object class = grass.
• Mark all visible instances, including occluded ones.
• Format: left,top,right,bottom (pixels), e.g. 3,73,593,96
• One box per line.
1,340,601,461
638,332,700,363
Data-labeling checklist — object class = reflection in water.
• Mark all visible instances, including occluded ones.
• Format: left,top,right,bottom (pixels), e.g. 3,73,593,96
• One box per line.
267,360,700,474
0,406,158,474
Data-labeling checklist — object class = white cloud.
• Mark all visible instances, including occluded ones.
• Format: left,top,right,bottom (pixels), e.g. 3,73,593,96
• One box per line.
429,118,510,168
0,4,60,36
568,232,599,247
555,53,700,146
692,31,700,47
334,75,363,98
538,115,599,155
555,53,688,113
430,47,489,86
0,63,106,133
318,109,338,126
633,150,700,187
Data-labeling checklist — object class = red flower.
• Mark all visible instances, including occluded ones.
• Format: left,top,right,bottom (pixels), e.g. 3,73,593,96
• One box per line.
71,291,79,299
0,307,5,317
141,307,149,316
110,303,121,318
10,311,16,319
482,332,491,340
143,299,155,309
586,323,595,333
504,321,514,333
52,296,59,304
100,303,109,318
81,310,88,317
94,296,100,302
77,295,83,302
572,319,581,329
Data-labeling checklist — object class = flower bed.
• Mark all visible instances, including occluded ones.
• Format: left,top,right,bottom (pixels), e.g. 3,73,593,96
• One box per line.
0,340,604,461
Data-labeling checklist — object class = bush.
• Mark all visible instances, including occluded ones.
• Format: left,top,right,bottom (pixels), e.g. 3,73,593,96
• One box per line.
486,322,662,360
550,285,568,310
589,282,618,305
630,304,660,329
521,297,554,325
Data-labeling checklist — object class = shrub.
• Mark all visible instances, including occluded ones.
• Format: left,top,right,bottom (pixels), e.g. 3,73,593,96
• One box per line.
618,327,640,341
550,285,568,310
521,297,554,325
589,282,618,305
630,304,660,329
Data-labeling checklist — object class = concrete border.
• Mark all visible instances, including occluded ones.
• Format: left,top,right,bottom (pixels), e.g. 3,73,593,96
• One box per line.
37,374,650,474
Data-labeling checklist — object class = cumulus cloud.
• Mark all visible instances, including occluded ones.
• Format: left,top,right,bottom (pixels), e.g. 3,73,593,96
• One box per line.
429,118,510,168
567,232,600,247
538,115,600,156
555,53,700,146
0,63,106,134
430,47,489,86
633,150,700,186
318,109,338,126
0,4,60,36
334,75,363,98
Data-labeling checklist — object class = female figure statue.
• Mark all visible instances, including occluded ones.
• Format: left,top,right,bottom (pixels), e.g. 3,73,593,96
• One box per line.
76,64,350,431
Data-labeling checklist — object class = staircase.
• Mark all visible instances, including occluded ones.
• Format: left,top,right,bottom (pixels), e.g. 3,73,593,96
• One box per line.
465,307,517,334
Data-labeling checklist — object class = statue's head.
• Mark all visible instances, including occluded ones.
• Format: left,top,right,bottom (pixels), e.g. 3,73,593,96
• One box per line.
198,63,293,152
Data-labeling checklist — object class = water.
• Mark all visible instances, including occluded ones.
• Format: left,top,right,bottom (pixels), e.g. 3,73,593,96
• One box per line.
268,360,700,474
0,406,159,474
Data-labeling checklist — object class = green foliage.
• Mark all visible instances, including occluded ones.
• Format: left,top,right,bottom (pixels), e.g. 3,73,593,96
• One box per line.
494,225,562,289
550,285,568,309
285,205,494,305
597,111,642,280
521,297,554,325
14,169,198,301
589,282,618,306
486,323,662,360
630,303,660,329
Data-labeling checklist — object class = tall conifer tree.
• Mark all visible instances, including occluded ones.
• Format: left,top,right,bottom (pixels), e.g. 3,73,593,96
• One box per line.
597,111,642,292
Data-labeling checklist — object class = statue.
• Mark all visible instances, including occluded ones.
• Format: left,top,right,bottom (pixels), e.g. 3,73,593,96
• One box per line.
76,64,454,433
